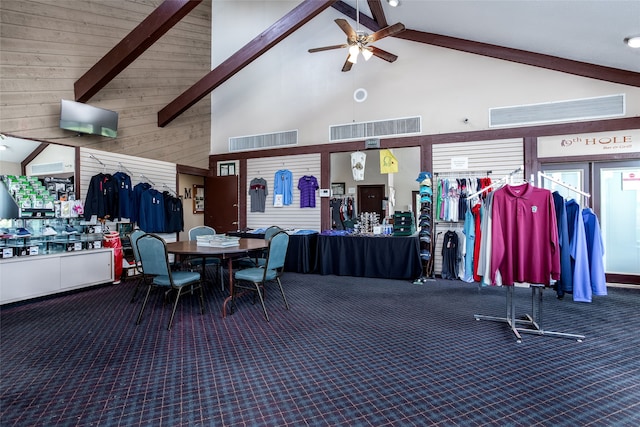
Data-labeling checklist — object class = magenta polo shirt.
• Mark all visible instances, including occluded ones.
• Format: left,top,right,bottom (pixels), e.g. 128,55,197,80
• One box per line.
490,183,560,286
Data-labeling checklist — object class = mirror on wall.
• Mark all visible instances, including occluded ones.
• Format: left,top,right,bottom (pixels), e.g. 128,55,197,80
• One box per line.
0,135,74,178
330,147,421,222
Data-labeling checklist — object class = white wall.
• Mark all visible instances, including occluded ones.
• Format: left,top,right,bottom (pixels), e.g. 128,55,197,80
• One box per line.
210,1,640,155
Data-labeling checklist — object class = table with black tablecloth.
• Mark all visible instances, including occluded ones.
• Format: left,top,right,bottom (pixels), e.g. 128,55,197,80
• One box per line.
228,231,318,274
315,234,422,280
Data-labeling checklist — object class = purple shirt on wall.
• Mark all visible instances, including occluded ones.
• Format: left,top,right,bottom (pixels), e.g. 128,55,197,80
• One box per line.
298,175,319,208
490,183,560,286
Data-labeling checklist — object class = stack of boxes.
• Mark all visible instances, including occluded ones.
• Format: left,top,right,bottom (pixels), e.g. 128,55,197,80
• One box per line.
393,211,415,236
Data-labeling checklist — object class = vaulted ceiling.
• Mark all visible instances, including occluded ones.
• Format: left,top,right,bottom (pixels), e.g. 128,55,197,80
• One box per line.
74,0,640,128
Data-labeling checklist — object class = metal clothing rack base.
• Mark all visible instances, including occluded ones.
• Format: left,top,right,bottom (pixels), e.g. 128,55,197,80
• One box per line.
474,285,585,343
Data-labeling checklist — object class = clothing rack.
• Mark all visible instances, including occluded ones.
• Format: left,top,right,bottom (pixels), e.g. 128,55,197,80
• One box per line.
118,162,134,176
474,286,585,343
162,184,178,197
434,170,492,178
467,166,523,200
537,171,591,203
89,154,106,171
473,169,586,342
139,174,155,186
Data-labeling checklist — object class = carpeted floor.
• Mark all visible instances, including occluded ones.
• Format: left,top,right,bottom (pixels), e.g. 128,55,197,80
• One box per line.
1,272,639,426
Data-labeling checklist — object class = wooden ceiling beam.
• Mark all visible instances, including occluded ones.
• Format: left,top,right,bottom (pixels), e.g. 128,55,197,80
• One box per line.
74,0,202,103
333,1,639,87
396,29,640,87
331,1,380,32
367,0,388,28
158,0,339,127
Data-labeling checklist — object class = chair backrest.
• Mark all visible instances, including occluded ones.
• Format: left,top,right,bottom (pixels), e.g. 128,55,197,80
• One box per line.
265,231,289,272
136,234,171,278
264,225,282,241
129,229,145,267
188,226,216,241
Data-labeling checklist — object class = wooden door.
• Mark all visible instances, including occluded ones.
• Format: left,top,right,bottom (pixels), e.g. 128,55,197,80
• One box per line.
357,185,385,220
205,175,238,233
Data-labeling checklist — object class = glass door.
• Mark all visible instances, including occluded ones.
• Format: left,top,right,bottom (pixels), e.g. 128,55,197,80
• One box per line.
540,163,590,205
594,161,640,277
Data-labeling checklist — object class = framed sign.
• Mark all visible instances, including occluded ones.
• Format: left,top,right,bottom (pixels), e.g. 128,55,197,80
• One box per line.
219,162,236,176
331,182,345,196
193,184,204,214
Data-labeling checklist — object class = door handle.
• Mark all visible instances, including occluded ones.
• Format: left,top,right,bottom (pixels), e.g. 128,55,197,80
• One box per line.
232,221,238,225
233,204,238,207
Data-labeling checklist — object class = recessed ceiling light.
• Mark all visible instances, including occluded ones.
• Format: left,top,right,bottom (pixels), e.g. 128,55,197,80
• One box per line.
624,35,640,48
387,0,399,7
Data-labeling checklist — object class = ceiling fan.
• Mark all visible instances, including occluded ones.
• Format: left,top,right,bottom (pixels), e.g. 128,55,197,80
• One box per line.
308,17,405,72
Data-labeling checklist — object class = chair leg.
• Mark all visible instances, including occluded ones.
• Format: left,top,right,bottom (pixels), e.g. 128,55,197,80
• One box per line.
130,281,141,303
276,278,290,310
197,282,205,315
167,287,183,331
254,282,270,322
136,285,153,325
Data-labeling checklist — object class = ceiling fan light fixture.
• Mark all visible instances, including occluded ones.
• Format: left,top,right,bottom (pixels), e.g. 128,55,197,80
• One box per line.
349,45,360,56
361,47,374,61
387,0,399,7
348,52,358,64
624,35,640,48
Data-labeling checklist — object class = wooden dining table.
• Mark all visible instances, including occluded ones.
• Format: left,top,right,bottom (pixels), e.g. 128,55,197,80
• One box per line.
166,238,268,317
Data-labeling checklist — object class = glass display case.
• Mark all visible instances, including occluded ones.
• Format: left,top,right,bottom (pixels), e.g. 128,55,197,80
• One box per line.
0,218,104,258
0,174,104,259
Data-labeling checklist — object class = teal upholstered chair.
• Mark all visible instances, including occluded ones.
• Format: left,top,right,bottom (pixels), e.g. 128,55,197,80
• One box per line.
237,225,283,268
187,225,222,288
135,233,204,330
128,229,146,303
233,230,290,321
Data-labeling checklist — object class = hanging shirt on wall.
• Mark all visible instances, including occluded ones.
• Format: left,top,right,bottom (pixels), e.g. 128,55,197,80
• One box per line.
273,169,293,206
131,182,152,224
566,199,591,302
84,173,119,221
139,188,165,233
113,171,133,220
298,175,319,208
441,230,459,280
330,198,344,230
351,152,366,181
249,177,268,212
163,191,184,233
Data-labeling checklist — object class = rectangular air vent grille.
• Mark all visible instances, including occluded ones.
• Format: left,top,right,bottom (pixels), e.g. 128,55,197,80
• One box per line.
490,94,625,127
229,130,298,152
30,162,65,175
330,116,421,142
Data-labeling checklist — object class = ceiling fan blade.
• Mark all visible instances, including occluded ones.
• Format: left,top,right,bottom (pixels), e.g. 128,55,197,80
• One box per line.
370,46,398,63
367,22,405,43
335,18,357,42
308,44,349,53
341,55,354,72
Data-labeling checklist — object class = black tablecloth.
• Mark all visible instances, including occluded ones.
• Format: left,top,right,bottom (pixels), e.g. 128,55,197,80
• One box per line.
228,231,318,274
315,234,422,280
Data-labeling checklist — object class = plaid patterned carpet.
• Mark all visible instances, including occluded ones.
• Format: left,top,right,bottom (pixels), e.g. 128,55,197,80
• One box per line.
1,272,639,426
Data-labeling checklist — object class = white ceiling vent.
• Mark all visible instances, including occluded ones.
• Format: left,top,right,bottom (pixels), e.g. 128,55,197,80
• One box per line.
229,130,298,152
30,162,65,175
330,116,421,142
490,94,625,127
